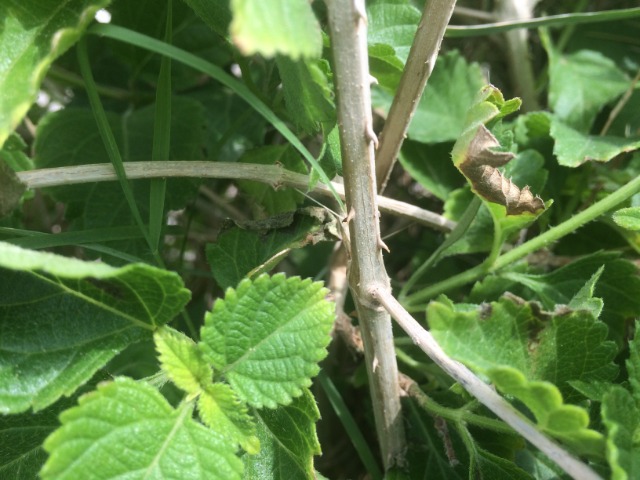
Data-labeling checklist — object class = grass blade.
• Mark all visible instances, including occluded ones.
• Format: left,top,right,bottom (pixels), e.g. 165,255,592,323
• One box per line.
88,23,345,212
76,39,151,248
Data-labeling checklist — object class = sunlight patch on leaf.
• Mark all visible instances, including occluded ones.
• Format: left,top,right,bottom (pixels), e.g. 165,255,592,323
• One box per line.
230,0,322,59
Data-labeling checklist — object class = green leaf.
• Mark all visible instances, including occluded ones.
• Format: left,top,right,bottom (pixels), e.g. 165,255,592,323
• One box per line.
41,377,243,480
373,51,486,144
0,242,190,413
206,207,339,290
155,326,212,395
428,296,615,455
550,118,640,167
399,141,463,201
230,0,322,59
612,207,640,231
200,274,334,409
198,383,259,455
602,386,640,480
501,252,640,336
182,0,232,37
276,57,335,135
367,0,420,64
0,0,108,148
244,389,321,480
0,396,76,478
237,145,306,215
546,47,630,132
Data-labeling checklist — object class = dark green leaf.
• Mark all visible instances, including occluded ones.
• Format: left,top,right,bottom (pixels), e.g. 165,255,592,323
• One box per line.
206,207,339,290
244,389,320,480
0,242,190,413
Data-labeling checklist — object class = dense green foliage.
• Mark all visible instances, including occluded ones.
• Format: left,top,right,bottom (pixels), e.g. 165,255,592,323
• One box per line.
1,0,640,479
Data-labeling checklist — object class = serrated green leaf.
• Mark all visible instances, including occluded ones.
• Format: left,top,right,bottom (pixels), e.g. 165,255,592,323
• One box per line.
428,296,615,455
243,389,320,480
200,274,333,409
602,386,640,480
276,57,335,135
613,207,640,231
206,207,338,290
237,145,307,215
41,377,242,480
198,383,259,455
230,0,321,59
546,47,630,132
0,242,190,413
155,326,212,395
0,0,108,148
550,118,640,167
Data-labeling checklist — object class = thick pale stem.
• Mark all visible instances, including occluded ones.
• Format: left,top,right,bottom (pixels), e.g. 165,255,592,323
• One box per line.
16,162,455,232
496,0,541,112
375,0,457,192
371,286,603,480
325,0,406,468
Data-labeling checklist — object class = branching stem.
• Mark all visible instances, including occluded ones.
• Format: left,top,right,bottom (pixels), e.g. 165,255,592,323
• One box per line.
16,162,454,232
326,0,406,468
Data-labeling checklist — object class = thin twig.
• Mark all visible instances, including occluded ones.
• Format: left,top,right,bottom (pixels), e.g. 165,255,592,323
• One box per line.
496,0,541,112
326,0,406,468
16,162,455,232
375,0,458,192
370,286,603,480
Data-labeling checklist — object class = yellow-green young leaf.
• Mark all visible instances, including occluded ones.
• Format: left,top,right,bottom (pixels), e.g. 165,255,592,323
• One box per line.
199,273,334,409
613,207,640,231
230,0,322,59
198,383,259,454
155,326,212,395
0,242,190,414
244,389,320,480
0,1,109,148
41,378,242,480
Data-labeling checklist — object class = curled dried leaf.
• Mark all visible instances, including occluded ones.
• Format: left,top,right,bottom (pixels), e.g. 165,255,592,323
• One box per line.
459,126,544,215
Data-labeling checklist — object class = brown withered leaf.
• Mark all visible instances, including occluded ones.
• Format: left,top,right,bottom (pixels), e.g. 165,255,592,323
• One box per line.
459,126,544,215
